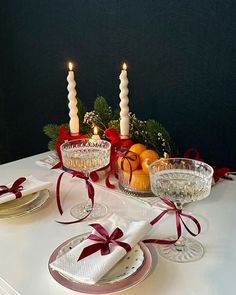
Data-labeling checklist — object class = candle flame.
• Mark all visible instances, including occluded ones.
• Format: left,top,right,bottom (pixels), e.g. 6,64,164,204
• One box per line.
122,63,127,71
68,62,73,71
94,126,99,135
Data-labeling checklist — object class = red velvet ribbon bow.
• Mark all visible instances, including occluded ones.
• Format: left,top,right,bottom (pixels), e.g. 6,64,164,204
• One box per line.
53,126,88,169
212,167,231,183
183,148,204,162
0,177,26,199
56,169,94,224
143,198,201,245
104,128,133,150
78,223,131,261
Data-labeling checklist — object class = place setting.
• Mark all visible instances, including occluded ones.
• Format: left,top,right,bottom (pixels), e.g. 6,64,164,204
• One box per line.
48,213,153,294
0,176,51,220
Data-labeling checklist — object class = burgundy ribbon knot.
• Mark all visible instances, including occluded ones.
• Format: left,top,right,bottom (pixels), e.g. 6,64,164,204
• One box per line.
118,150,138,184
56,169,95,224
0,177,26,199
143,198,201,245
78,223,131,261
104,149,137,189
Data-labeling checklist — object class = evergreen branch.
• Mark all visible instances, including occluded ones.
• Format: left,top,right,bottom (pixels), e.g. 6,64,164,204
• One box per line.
94,96,112,127
77,98,87,122
43,124,61,139
43,96,178,155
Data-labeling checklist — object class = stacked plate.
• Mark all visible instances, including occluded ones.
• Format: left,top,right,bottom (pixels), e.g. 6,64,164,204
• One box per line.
0,190,50,219
49,233,153,294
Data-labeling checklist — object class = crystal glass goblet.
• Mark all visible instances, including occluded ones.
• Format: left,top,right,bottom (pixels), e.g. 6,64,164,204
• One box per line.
60,139,111,220
149,158,213,263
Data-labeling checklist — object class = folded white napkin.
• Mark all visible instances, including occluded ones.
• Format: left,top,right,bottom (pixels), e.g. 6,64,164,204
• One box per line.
50,214,152,284
0,176,51,204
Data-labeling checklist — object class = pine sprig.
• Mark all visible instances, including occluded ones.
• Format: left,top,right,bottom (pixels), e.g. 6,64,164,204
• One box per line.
112,108,120,121
43,124,61,139
43,123,69,150
77,98,87,122
43,96,178,155
94,96,112,128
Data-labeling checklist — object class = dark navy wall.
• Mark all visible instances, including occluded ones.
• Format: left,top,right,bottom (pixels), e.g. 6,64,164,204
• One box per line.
0,1,235,168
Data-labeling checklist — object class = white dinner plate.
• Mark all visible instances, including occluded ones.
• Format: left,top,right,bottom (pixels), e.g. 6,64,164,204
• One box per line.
0,190,50,219
48,233,153,294
0,192,40,211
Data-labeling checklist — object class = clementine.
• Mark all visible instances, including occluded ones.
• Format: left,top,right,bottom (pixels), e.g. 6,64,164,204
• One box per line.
123,169,150,191
129,143,147,155
139,149,159,162
141,157,158,174
117,151,140,172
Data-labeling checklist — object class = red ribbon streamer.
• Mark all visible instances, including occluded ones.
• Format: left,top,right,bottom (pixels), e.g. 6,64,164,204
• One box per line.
143,198,201,245
56,169,95,224
0,177,26,199
104,149,137,188
118,150,137,184
78,223,131,261
104,152,119,189
104,128,133,188
52,126,88,169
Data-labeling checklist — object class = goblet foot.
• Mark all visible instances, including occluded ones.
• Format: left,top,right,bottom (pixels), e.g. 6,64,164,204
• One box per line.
70,201,108,221
157,236,204,263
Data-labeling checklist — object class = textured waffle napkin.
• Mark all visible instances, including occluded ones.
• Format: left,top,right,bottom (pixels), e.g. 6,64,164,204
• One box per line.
0,176,51,204
50,213,152,284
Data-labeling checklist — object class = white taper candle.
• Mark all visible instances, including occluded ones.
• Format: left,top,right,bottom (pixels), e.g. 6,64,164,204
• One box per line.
67,62,79,135
119,63,129,137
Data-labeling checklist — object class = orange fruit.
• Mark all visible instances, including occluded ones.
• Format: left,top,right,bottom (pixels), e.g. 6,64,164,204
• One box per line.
140,149,159,162
124,169,150,191
141,157,158,174
117,151,140,172
129,143,147,155
139,150,159,174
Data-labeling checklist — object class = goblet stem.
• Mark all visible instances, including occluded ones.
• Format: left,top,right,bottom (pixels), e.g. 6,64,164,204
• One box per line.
157,199,204,262
174,201,185,251
70,171,108,220
83,203,92,213
174,237,185,252
83,172,92,213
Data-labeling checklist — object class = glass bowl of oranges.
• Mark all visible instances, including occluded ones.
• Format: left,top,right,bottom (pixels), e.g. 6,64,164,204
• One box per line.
117,143,160,197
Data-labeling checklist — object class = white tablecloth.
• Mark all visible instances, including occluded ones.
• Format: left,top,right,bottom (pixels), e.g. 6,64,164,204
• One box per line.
0,152,236,295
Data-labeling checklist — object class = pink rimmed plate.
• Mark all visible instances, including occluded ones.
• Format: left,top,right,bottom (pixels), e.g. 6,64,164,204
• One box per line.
48,233,153,294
